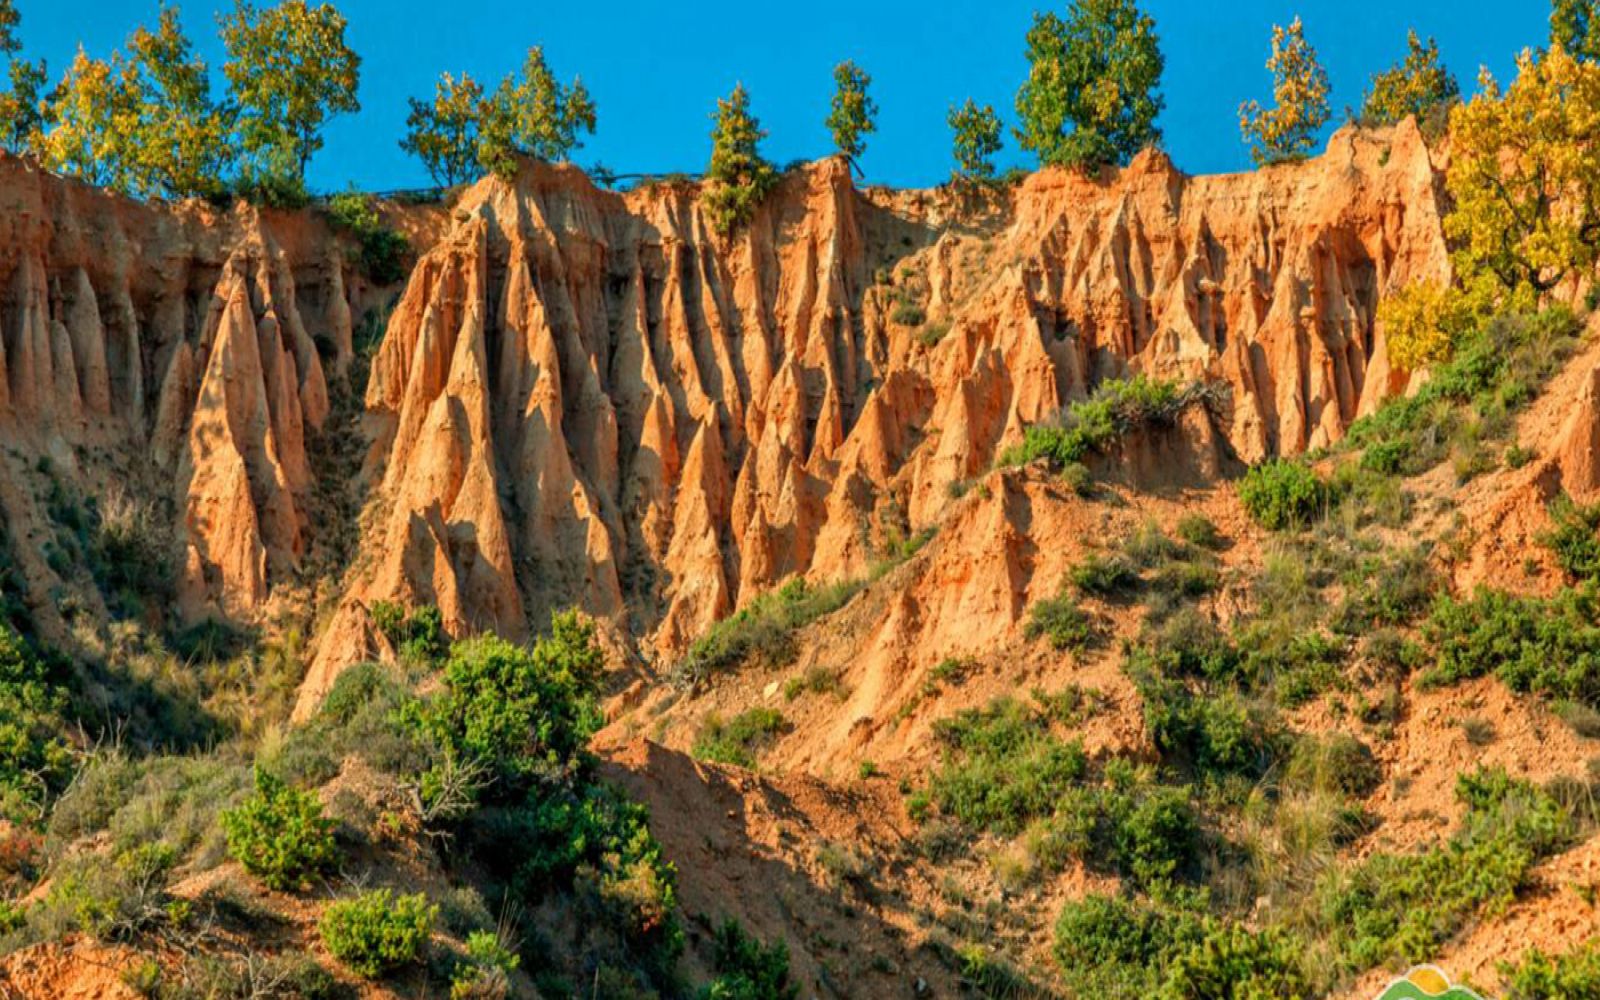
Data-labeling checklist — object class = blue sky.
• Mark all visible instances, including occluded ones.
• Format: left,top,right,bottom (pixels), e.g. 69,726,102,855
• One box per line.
14,1,1552,192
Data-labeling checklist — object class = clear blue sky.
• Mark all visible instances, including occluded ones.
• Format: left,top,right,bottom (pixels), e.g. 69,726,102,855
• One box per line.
14,0,1551,192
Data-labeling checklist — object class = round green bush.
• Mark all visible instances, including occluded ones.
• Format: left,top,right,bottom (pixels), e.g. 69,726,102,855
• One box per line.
219,768,336,891
320,889,436,978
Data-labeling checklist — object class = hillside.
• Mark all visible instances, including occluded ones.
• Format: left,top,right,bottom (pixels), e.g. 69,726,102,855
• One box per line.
0,115,1597,1000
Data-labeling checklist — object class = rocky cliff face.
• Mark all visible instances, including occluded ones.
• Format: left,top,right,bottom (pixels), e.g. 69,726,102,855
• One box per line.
0,157,401,643
0,125,1459,705
298,120,1454,707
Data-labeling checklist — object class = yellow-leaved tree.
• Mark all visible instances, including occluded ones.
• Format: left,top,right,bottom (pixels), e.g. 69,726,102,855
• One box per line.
1239,17,1331,166
1381,43,1600,369
1360,30,1459,135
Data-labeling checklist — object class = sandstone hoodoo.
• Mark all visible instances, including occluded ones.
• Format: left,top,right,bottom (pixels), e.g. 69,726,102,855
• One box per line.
3,1,1600,995
302,121,1452,706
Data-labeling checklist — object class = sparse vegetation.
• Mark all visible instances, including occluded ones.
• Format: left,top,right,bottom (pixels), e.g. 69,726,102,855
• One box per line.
675,577,862,686
1000,376,1209,472
692,708,786,769
1237,459,1327,531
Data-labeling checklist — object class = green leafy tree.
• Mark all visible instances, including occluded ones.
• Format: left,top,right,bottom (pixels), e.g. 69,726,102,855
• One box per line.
399,70,483,186
38,47,141,190
125,6,234,198
1360,30,1460,131
220,0,360,183
477,46,596,178
947,98,1003,180
1553,0,1600,62
1013,0,1165,171
824,59,876,165
0,0,44,154
704,83,777,235
1239,17,1332,165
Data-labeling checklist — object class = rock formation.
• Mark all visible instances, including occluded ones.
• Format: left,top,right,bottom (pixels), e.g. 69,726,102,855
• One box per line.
298,120,1454,709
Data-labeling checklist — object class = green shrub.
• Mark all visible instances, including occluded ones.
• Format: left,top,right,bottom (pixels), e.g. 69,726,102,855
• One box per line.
1175,514,1223,550
1501,942,1600,999
0,626,73,819
1052,895,1200,1000
1025,587,1096,651
1309,768,1571,972
1070,552,1142,598
999,376,1202,471
675,577,862,686
1162,921,1310,999
1115,786,1200,887
451,928,521,999
370,601,448,663
325,190,411,284
219,768,336,892
929,698,1088,834
320,889,436,978
418,611,603,794
697,919,797,1000
1237,459,1327,530
1423,586,1600,706
692,709,786,769
1540,496,1600,583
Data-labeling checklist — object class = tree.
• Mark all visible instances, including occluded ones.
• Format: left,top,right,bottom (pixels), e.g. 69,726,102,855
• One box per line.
1014,0,1165,172
37,47,141,190
125,6,233,198
1239,17,1331,166
948,99,1003,180
0,0,45,154
704,83,777,236
1552,0,1600,62
400,70,484,187
824,60,876,166
38,8,231,199
220,0,360,183
1360,30,1459,132
477,46,596,179
1445,44,1600,302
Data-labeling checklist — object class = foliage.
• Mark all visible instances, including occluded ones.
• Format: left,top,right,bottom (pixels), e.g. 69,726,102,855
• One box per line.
1014,0,1165,171
1539,495,1600,583
697,919,798,1000
220,0,361,182
369,600,447,663
1377,279,1485,372
1239,17,1331,165
947,98,1003,180
1422,585,1600,706
929,697,1088,834
418,612,602,795
1025,586,1096,651
1070,552,1142,598
324,189,410,284
319,889,436,978
1502,941,1600,999
1161,922,1311,999
0,0,44,154
824,60,876,163
401,71,484,187
1343,307,1580,471
999,376,1201,471
704,83,777,235
0,626,72,821
451,928,520,999
1053,895,1201,999
219,766,336,891
692,709,786,769
1305,769,1572,972
1359,30,1459,131
1445,44,1600,302
36,47,140,191
478,46,596,177
1552,0,1600,63
675,577,861,686
1237,459,1327,531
